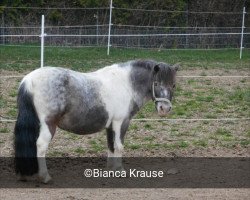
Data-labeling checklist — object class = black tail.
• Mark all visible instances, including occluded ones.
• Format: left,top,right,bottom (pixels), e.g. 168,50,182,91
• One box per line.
14,82,40,176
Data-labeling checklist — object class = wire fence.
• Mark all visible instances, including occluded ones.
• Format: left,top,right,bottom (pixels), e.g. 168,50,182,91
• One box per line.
1,25,249,49
0,5,249,51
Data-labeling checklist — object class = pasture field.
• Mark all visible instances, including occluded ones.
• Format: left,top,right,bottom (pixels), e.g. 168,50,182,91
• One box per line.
0,46,250,200
1,46,250,71
0,46,249,157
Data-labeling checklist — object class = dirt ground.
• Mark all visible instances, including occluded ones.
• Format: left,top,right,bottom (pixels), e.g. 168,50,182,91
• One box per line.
0,68,249,199
0,188,250,200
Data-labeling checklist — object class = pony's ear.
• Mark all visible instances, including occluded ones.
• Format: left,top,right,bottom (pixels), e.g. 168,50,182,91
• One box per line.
154,64,160,73
172,63,180,71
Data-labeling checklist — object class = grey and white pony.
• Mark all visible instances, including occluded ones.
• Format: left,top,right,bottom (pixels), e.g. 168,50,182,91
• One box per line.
14,60,179,183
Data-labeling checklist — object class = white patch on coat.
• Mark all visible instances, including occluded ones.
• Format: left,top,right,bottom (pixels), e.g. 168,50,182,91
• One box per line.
162,89,169,97
86,63,134,127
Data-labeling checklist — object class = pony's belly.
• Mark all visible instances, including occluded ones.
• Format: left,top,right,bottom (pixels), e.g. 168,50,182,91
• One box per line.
58,123,102,135
57,106,109,135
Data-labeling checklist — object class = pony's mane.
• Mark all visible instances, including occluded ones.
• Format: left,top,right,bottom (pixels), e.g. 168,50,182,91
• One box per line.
131,60,157,71
156,63,175,84
131,60,174,83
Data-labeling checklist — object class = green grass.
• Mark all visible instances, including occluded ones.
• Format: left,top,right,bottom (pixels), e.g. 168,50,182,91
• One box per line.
146,143,162,149
88,139,105,153
143,136,156,142
187,79,196,85
207,128,248,148
245,130,250,138
74,147,86,155
228,89,250,103
192,139,208,147
128,124,139,131
215,128,233,141
195,96,214,102
0,46,249,72
47,150,65,157
144,123,154,130
126,143,142,150
0,127,9,133
9,89,18,98
162,140,190,149
240,140,250,147
177,140,189,148
62,131,81,140
7,107,17,118
0,96,7,108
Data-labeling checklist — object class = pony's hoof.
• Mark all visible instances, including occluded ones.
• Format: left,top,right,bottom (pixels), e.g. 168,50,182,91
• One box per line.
18,175,27,182
38,173,52,184
43,174,52,184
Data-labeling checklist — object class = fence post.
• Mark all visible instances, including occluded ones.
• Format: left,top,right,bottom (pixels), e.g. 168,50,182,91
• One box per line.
94,11,99,45
40,15,46,67
185,0,189,48
240,7,246,59
1,10,5,45
107,0,113,55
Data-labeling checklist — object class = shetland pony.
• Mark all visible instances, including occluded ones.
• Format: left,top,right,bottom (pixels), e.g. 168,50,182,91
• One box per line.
14,60,179,183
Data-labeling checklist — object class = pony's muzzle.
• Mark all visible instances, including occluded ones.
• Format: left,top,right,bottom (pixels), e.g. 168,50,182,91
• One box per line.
156,101,172,117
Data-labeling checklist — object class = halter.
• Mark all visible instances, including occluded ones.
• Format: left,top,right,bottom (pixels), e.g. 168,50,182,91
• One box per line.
152,81,172,106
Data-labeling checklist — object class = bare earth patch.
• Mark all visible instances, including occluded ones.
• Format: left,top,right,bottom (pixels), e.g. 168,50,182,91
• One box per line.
0,188,250,200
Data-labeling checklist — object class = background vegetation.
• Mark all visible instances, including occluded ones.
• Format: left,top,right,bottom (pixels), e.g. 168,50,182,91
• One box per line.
0,0,249,27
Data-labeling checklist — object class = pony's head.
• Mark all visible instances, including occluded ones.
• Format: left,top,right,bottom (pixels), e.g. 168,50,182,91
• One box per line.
152,63,179,117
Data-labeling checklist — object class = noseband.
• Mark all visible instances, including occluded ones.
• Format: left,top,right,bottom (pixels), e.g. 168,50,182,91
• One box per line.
152,81,172,106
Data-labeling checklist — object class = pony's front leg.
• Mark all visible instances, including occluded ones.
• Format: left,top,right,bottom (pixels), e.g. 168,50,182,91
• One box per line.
106,119,130,171
36,122,54,183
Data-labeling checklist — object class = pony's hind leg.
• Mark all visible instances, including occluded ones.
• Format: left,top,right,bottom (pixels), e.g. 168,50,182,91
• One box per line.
36,120,55,183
